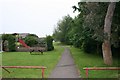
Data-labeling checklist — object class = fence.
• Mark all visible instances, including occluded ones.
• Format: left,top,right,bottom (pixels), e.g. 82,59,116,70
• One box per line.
1,66,47,78
83,67,120,78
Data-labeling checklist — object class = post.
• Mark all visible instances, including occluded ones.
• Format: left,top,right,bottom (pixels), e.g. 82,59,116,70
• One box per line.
86,68,89,78
42,68,45,78
83,67,120,78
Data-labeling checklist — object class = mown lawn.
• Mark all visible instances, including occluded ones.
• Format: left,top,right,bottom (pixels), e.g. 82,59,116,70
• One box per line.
2,42,64,78
0,53,2,78
69,46,119,78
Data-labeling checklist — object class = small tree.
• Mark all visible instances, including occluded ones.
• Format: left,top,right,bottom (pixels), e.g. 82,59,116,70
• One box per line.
8,35,16,51
24,36,38,47
46,36,54,51
2,34,16,51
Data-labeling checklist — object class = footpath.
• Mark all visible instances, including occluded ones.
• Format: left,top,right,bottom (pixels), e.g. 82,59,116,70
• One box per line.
49,47,80,78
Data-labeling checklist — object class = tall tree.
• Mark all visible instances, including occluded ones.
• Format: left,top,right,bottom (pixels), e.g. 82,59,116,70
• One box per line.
53,15,73,44
102,2,116,65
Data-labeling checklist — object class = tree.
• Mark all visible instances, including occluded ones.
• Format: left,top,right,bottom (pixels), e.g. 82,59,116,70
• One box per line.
53,15,73,44
53,2,119,64
73,2,119,58
72,3,102,53
2,34,16,51
46,35,54,51
27,34,39,38
24,35,38,47
102,2,116,65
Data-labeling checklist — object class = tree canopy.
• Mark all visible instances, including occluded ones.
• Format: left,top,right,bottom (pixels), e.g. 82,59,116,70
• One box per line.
53,2,120,56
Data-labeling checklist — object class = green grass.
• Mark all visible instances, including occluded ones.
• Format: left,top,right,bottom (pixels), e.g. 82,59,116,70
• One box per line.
2,42,119,78
2,42,64,78
69,46,119,78
0,53,2,78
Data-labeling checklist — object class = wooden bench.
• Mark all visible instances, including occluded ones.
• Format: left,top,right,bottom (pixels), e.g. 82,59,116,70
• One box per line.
83,67,120,78
30,49,43,55
1,66,47,78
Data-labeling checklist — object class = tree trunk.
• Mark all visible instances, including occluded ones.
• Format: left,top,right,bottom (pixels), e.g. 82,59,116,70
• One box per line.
102,2,116,65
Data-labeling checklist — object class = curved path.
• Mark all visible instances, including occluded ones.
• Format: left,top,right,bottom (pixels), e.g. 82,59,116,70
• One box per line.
49,47,80,78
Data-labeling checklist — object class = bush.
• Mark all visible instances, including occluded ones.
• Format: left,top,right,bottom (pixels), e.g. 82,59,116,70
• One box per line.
82,38,98,53
24,36,38,47
46,36,54,51
8,35,16,51
2,34,16,51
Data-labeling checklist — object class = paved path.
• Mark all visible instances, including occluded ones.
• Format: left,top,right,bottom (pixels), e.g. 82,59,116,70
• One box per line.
49,47,80,78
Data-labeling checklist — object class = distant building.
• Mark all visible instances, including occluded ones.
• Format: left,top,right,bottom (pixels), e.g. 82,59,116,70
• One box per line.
19,33,29,38
12,33,29,38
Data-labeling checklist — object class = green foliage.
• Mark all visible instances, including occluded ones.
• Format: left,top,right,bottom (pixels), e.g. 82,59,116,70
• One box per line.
2,34,16,52
53,2,120,54
7,35,16,51
27,34,39,38
82,38,97,53
2,34,9,40
46,36,54,51
111,2,120,48
53,15,73,45
24,35,38,47
38,38,46,47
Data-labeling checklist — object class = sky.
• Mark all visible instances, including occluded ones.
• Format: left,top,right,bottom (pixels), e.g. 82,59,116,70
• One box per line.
0,0,79,37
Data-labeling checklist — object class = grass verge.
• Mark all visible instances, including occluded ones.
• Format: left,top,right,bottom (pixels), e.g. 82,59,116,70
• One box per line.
69,46,119,78
0,53,2,78
2,42,64,78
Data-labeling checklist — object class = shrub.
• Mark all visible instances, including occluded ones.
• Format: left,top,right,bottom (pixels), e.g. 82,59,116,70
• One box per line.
2,34,16,51
8,35,16,51
46,36,54,51
82,38,97,53
24,36,38,47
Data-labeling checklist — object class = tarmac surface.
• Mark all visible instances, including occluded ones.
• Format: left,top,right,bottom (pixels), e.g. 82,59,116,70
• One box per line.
49,47,80,78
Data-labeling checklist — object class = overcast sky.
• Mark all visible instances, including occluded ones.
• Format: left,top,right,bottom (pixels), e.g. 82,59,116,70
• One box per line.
0,0,79,37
